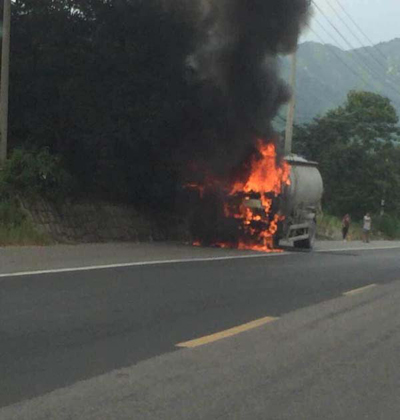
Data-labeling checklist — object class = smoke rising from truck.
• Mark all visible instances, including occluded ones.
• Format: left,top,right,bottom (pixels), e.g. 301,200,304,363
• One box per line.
165,1,311,249
178,0,311,179
133,1,311,246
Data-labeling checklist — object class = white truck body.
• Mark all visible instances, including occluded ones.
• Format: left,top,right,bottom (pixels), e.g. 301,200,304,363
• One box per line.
279,155,323,248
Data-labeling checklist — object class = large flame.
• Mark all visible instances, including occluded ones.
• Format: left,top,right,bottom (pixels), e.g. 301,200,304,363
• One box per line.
186,139,290,252
231,141,290,196
227,140,290,252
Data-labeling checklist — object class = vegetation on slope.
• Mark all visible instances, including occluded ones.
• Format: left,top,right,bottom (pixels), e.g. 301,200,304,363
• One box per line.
2,2,400,243
294,91,400,238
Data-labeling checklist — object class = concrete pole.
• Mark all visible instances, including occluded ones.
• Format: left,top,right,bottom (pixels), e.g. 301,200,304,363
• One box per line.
284,52,297,156
0,0,11,165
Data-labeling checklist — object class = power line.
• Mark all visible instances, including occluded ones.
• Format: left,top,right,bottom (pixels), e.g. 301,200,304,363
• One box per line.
312,0,397,90
276,115,286,123
311,1,400,99
312,18,346,50
305,23,374,89
312,1,356,50
332,0,389,62
314,2,400,104
309,18,396,96
324,0,393,79
300,24,400,122
325,0,365,48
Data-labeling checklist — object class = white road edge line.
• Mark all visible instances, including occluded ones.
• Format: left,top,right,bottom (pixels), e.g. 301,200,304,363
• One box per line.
0,252,288,278
318,245,400,253
343,283,377,296
0,244,399,279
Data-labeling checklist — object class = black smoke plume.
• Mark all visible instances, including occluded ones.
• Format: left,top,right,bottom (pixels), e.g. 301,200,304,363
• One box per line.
175,0,311,181
8,0,310,214
156,0,310,243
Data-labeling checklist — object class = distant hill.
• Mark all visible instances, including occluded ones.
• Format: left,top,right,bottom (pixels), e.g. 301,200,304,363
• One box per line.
276,38,400,127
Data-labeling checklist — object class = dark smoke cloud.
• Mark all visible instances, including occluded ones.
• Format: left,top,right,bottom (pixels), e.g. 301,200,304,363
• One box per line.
177,0,311,180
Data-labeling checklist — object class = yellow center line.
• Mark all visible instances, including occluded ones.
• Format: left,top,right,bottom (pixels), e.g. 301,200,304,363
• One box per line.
176,316,278,348
343,283,377,296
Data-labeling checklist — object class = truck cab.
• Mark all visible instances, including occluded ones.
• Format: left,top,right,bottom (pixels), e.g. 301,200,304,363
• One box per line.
241,155,323,249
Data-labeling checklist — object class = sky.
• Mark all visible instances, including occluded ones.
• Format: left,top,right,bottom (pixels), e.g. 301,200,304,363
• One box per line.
301,0,400,49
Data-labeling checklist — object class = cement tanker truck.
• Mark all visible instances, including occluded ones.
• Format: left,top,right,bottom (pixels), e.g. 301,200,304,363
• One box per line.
186,154,323,251
242,154,323,250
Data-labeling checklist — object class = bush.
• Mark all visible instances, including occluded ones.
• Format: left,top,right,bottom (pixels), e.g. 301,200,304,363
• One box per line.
0,198,51,246
317,212,400,240
0,217,51,246
0,199,26,227
374,214,400,239
0,148,74,200
317,213,363,240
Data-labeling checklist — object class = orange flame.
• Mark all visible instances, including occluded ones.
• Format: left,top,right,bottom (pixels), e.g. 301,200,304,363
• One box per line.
188,139,290,252
230,140,290,196
219,140,290,252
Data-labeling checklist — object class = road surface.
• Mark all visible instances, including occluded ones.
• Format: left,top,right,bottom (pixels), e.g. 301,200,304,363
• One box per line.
1,242,400,419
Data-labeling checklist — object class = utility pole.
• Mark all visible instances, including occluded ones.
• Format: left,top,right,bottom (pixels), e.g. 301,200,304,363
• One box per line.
284,52,297,156
0,0,11,166
380,199,385,216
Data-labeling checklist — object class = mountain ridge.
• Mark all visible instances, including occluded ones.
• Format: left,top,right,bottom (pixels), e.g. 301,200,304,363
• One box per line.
277,38,400,126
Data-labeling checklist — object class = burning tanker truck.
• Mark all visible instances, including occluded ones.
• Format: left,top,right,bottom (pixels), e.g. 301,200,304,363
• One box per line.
185,139,323,251
275,153,323,249
174,0,320,251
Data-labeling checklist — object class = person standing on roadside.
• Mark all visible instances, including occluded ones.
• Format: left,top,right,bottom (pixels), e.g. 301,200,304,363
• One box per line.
363,212,372,243
342,214,351,241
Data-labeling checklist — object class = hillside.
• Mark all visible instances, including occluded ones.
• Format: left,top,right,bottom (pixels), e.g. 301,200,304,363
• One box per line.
276,38,400,126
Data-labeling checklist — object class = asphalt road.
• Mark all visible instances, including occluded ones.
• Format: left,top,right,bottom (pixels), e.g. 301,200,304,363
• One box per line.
1,245,400,418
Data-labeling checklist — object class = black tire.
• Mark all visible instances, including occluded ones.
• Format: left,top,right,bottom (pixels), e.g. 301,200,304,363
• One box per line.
294,237,312,249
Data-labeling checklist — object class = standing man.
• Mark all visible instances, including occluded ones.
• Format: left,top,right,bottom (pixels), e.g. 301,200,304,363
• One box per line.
363,212,372,243
342,214,351,241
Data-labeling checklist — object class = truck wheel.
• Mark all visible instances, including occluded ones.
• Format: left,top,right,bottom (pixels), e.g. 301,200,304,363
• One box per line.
294,237,312,249
293,238,311,249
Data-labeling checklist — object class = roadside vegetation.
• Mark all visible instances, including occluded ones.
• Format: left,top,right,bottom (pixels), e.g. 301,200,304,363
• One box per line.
0,199,51,246
0,148,70,245
1,2,400,244
294,91,400,240
317,214,361,240
317,213,400,241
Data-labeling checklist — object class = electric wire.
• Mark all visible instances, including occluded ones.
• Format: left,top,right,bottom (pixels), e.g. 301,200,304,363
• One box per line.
332,0,389,62
312,17,347,50
312,0,400,96
305,23,374,90
278,2,400,127
311,1,400,98
325,0,394,79
310,19,400,100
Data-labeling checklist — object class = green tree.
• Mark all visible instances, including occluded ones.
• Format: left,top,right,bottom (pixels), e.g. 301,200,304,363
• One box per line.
9,0,198,208
293,91,400,219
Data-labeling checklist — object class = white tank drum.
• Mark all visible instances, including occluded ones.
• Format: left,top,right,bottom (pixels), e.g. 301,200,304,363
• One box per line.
279,155,324,249
284,156,323,216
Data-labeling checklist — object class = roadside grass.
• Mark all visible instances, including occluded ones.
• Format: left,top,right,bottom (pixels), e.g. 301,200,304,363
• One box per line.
0,147,71,247
0,199,51,246
374,214,400,239
317,213,363,241
0,220,52,246
317,213,399,241
317,214,346,240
